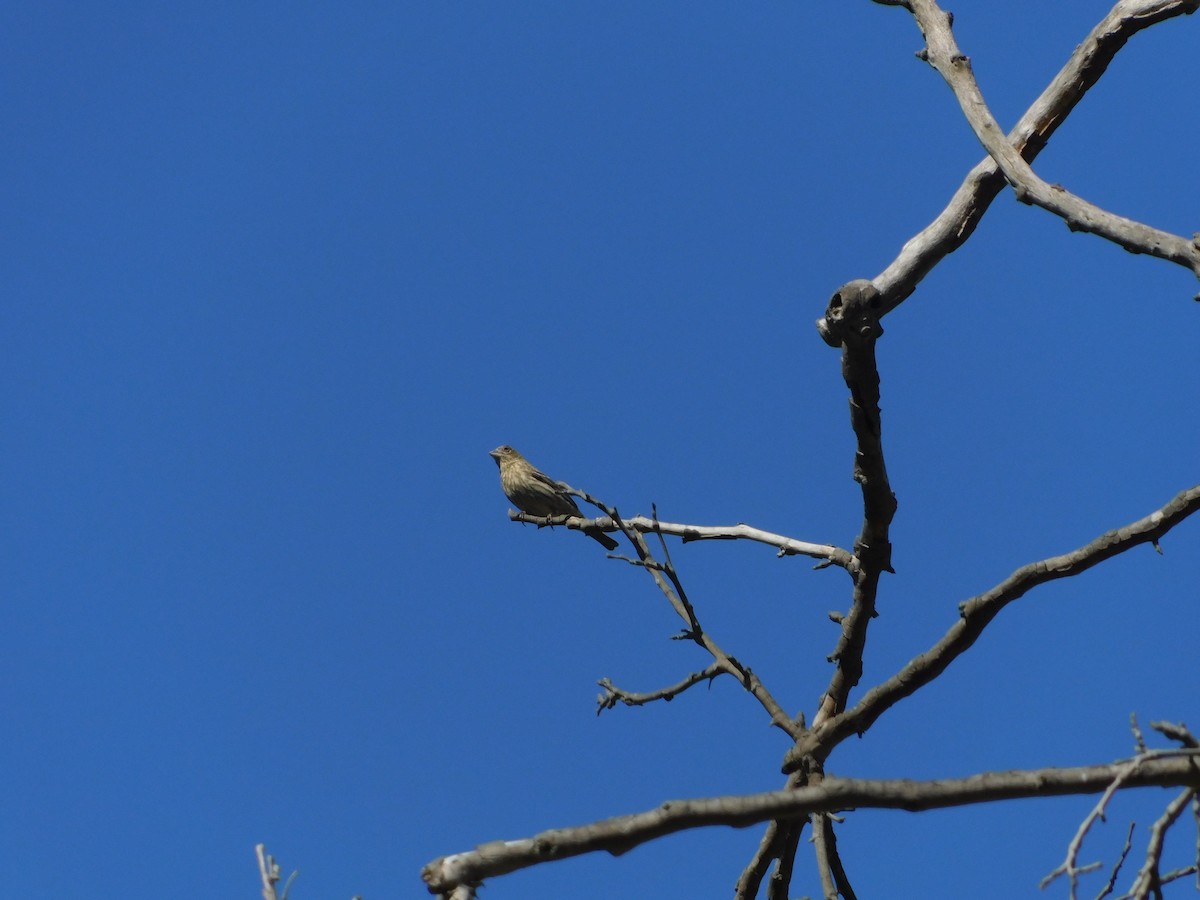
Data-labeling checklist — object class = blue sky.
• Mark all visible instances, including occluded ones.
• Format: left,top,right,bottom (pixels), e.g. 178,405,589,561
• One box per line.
2,3,1197,898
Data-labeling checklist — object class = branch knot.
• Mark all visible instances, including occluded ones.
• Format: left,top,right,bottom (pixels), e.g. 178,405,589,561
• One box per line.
816,280,884,348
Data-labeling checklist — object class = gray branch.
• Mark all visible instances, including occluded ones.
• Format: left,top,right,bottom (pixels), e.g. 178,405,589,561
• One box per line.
869,0,1200,314
421,753,1200,895
784,485,1200,771
1128,788,1197,898
900,0,1200,284
511,507,855,571
596,665,725,714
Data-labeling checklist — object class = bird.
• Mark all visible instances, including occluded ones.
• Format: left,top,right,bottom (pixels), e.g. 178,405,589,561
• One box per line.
488,445,618,550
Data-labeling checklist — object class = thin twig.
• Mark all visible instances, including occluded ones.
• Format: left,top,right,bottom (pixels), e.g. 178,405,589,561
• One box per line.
1149,721,1199,749
596,664,725,714
1132,714,1149,755
1094,822,1136,900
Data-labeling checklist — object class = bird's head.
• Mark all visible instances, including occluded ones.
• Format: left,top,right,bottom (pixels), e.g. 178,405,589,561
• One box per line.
489,445,523,467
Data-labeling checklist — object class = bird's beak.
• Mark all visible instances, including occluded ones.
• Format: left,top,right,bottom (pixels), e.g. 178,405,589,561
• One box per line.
488,448,502,461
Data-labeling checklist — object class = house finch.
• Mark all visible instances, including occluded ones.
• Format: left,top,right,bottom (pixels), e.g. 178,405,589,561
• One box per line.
488,445,619,550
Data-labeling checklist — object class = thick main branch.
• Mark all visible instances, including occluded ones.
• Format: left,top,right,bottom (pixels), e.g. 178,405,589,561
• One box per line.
423,754,1200,894
811,281,896,732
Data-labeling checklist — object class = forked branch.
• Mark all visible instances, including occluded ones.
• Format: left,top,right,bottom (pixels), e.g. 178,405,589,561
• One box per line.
869,0,1200,313
899,0,1200,282
784,485,1200,770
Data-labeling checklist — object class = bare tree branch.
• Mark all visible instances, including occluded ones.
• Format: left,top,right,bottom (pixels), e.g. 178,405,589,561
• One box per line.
1095,823,1136,900
742,279,899,897
750,4,1200,890
255,845,298,900
869,0,1200,314
784,485,1200,771
257,844,282,900
1128,788,1198,899
735,818,791,900
458,4,1200,897
1150,720,1200,749
898,0,1200,283
811,812,856,900
766,823,801,900
1043,759,1145,895
1133,864,1200,895
1045,722,1200,898
511,507,855,571
421,754,1200,894
811,813,838,900
623,511,804,738
811,280,896,731
1133,713,1150,755
823,815,858,900
596,665,724,714
555,495,806,740
1193,795,1200,891
736,777,813,900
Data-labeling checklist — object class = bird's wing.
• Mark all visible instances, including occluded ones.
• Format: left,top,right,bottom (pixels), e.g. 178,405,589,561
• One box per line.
529,467,566,491
531,467,583,516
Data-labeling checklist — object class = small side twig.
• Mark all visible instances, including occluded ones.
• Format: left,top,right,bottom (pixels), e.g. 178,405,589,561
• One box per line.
596,664,725,714
1094,822,1136,900
1132,713,1149,755
256,844,298,900
1149,720,1199,749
